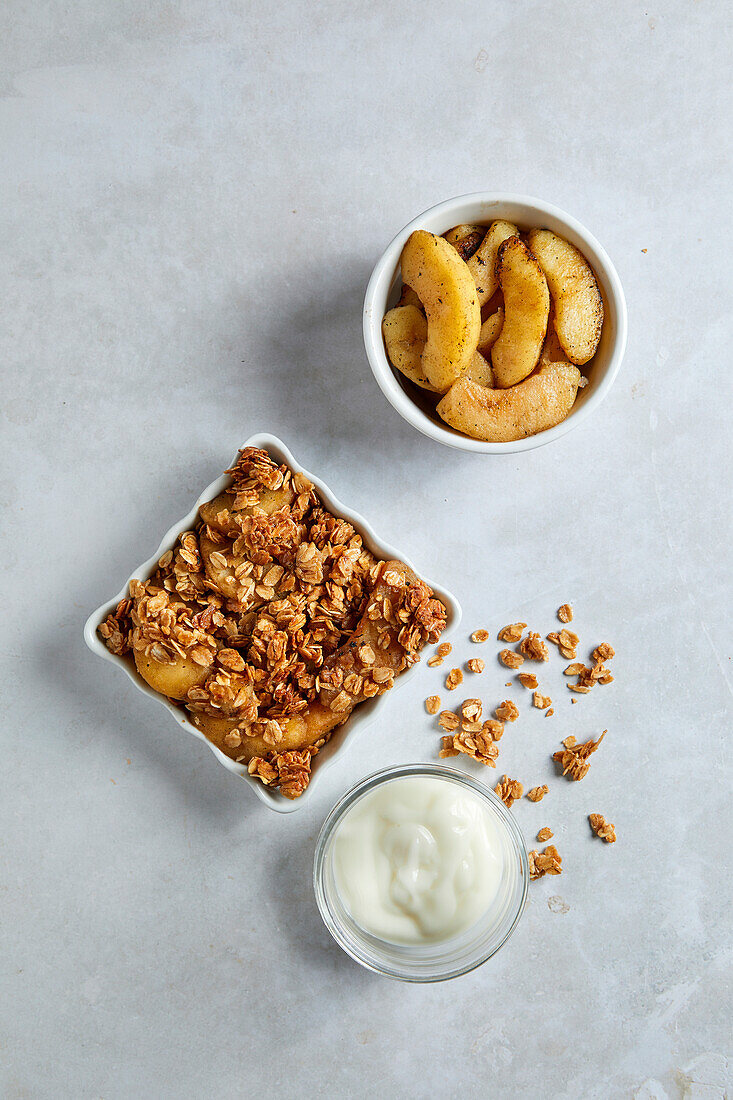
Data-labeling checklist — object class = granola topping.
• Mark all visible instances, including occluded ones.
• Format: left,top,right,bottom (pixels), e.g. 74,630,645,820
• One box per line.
99,446,448,798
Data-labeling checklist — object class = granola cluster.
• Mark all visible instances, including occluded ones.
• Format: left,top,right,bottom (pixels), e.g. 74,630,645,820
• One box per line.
528,845,563,879
589,813,617,843
99,447,447,797
553,732,606,781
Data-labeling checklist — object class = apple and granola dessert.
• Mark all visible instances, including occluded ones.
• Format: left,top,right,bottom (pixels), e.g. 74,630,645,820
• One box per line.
99,447,448,798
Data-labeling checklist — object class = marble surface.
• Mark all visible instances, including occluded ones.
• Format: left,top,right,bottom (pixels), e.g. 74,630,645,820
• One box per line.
1,1,731,1097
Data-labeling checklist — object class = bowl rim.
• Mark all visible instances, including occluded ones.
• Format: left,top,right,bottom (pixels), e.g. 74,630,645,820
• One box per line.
83,432,462,813
363,191,628,454
313,762,530,982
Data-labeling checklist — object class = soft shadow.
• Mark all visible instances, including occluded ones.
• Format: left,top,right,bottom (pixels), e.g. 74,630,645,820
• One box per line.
37,615,259,830
266,820,376,988
249,260,445,472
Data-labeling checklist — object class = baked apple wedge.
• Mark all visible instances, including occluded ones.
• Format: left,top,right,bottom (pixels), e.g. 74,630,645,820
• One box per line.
528,229,603,365
437,361,581,443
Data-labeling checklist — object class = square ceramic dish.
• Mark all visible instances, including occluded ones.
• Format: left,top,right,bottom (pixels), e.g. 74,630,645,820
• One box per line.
84,433,462,813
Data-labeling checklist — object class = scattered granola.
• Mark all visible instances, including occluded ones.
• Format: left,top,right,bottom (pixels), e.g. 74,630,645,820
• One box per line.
461,698,483,722
494,775,523,806
537,827,554,842
495,699,519,722
519,632,549,661
557,604,573,623
445,668,463,691
438,735,459,758
546,708,554,717
518,672,538,690
99,446,447,799
497,622,526,643
548,628,580,659
437,642,453,659
564,662,586,676
589,813,617,843
471,629,489,643
427,654,444,668
425,695,441,715
444,727,500,767
438,710,460,732
528,844,562,879
482,718,504,740
527,785,548,802
533,691,552,710
565,640,615,693
553,731,606,781
467,657,485,674
500,648,524,669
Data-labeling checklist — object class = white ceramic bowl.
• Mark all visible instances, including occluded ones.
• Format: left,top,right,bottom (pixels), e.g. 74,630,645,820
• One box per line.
84,433,461,813
363,193,628,454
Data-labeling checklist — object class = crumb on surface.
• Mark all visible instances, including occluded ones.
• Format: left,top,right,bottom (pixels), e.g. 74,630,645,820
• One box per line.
589,813,616,843
553,731,606,781
497,622,526,643
494,775,523,806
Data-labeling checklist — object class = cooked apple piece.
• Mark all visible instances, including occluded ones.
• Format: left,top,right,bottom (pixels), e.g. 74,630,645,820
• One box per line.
464,349,494,388
396,283,423,310
199,484,295,535
400,230,480,391
382,305,438,391
192,707,332,763
477,308,503,354
539,322,569,366
467,220,518,303
437,361,581,442
491,237,550,388
443,223,485,261
384,305,492,390
528,229,603,364
134,648,209,700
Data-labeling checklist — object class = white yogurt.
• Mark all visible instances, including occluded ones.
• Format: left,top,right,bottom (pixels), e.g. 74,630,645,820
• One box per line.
331,775,506,945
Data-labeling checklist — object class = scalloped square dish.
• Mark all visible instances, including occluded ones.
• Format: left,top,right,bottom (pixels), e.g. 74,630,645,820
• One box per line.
84,433,461,812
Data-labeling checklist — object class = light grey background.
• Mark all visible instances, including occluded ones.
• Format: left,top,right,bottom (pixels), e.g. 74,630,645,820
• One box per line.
1,2,731,1098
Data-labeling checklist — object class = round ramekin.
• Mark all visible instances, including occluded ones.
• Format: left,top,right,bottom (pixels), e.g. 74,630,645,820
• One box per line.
313,763,529,982
363,193,627,454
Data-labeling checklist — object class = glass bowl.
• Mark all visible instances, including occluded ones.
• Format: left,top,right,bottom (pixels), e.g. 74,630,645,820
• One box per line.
313,763,529,982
